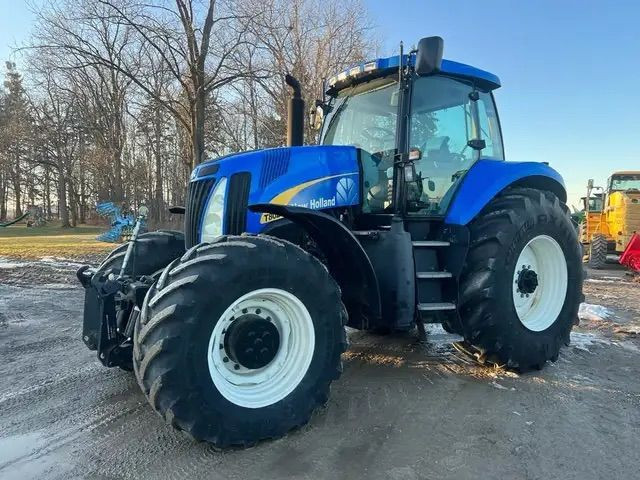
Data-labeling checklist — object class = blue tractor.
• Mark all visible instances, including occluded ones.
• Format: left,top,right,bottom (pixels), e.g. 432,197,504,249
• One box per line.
78,37,583,447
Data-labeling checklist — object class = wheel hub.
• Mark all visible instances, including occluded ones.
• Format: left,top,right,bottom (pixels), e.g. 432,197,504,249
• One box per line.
516,266,539,294
224,314,280,369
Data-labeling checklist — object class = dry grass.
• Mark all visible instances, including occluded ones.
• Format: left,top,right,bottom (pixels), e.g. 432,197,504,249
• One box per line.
0,223,114,259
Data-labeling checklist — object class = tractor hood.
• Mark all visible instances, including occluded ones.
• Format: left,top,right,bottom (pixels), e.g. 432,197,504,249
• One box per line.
190,145,361,236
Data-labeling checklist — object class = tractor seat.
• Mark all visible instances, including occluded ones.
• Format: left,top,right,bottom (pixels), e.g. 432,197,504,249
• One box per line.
423,136,454,164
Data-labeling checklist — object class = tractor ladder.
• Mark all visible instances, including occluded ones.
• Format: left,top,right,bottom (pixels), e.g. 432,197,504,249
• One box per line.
405,219,460,337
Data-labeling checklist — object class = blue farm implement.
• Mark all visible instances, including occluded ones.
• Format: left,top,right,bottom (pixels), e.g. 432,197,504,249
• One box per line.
77,37,583,447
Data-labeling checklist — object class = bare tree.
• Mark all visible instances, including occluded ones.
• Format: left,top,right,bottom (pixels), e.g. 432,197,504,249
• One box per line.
243,0,375,145
29,72,81,227
8,0,377,229
30,0,259,169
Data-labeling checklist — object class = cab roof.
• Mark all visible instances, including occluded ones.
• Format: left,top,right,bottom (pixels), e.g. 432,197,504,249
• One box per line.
611,171,640,176
327,52,501,94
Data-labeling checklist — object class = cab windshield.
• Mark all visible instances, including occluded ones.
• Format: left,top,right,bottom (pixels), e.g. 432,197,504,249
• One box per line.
321,77,399,212
584,196,603,211
610,175,640,191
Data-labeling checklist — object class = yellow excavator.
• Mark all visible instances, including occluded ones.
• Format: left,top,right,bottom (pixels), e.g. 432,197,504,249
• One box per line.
580,171,640,268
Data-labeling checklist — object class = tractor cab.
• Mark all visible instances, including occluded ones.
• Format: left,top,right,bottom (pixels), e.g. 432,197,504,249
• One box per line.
581,194,603,213
317,39,503,218
608,172,640,192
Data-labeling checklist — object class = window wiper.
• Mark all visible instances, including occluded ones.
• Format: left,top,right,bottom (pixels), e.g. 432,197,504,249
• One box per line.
323,97,350,139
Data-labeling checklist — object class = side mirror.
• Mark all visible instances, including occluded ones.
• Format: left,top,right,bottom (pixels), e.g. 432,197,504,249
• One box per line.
427,180,436,192
587,179,594,189
309,100,324,131
467,139,486,151
415,36,444,76
404,163,417,182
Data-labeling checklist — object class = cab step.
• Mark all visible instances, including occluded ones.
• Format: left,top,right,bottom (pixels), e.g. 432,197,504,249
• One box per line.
412,240,450,247
418,302,456,311
416,271,452,279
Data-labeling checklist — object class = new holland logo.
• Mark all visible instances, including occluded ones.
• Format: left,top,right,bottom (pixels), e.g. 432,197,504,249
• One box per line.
258,173,356,224
309,196,336,209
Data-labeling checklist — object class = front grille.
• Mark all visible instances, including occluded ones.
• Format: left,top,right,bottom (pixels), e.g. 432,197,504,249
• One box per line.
225,172,251,234
259,148,290,188
185,178,215,247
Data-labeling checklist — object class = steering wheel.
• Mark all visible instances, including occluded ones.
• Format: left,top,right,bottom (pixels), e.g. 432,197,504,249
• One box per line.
450,152,467,163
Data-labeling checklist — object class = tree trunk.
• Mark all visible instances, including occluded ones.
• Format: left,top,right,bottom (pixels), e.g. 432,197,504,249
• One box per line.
113,148,124,202
44,167,52,220
79,176,86,224
12,155,22,218
57,169,70,228
154,107,164,224
0,170,6,221
192,79,206,168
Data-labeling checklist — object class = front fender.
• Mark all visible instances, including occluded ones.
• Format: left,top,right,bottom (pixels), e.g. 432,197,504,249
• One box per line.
445,159,566,225
249,204,381,326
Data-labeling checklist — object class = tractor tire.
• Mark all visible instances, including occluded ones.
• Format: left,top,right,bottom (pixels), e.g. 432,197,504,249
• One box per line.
588,234,608,269
458,188,583,371
133,235,347,447
94,230,185,278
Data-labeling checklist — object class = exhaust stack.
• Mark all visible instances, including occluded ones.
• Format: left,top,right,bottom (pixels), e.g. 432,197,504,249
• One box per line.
285,74,304,147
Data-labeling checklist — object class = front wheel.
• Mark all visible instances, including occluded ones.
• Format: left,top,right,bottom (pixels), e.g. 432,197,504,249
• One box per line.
133,235,346,447
458,188,583,370
588,234,608,269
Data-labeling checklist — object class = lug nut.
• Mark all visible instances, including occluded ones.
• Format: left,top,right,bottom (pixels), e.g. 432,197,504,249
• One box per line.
223,356,229,363
234,364,240,370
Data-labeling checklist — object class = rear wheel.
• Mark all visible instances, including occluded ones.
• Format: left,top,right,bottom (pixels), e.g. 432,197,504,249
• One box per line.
133,235,346,447
588,234,608,269
458,188,583,370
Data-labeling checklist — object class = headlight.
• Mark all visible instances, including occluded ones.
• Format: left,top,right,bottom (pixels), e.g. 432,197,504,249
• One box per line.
201,177,227,242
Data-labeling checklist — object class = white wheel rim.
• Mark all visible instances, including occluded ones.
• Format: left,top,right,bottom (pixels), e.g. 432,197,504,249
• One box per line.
207,288,315,408
512,235,568,332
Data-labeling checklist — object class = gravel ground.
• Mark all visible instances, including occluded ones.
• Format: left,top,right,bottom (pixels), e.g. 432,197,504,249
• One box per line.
0,255,639,480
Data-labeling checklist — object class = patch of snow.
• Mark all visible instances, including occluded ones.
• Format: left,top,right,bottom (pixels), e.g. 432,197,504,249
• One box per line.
39,283,77,290
0,258,31,269
490,381,514,391
578,303,612,322
570,331,612,352
39,257,85,268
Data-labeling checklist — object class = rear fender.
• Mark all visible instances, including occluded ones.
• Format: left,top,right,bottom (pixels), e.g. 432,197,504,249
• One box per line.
445,159,566,225
249,204,381,327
